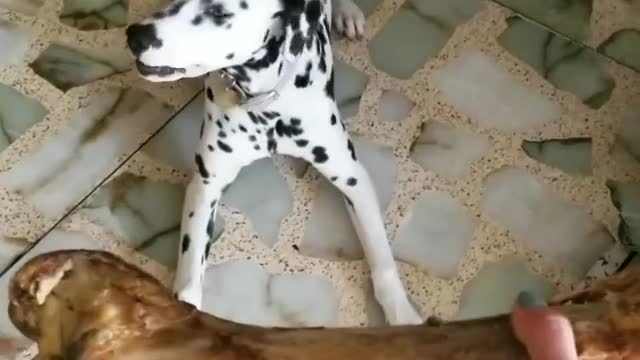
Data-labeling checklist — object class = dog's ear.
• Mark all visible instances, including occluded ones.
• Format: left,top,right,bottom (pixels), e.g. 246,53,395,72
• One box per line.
281,0,324,61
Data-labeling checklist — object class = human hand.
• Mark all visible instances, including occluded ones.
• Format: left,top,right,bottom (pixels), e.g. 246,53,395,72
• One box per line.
511,291,578,360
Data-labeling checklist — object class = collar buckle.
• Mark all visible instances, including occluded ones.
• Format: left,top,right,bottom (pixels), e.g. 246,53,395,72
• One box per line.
220,72,248,104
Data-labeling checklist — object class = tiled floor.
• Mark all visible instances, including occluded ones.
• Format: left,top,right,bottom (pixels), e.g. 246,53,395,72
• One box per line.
1,0,640,357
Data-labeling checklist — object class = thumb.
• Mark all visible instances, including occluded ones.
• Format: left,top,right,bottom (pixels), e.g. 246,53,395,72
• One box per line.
511,292,578,360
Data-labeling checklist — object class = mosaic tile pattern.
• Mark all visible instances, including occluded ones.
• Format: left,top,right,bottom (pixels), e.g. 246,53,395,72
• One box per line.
1,0,640,358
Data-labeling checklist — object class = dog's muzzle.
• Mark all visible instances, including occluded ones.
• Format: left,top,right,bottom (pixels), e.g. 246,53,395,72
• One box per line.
135,60,186,77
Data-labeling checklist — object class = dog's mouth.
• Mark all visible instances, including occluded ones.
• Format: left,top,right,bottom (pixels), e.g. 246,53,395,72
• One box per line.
135,60,186,77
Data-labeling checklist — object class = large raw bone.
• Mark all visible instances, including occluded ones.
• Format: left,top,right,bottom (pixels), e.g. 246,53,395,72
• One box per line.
7,250,640,360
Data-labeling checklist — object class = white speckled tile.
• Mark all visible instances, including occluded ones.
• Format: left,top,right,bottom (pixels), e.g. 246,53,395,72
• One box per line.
2,0,640,358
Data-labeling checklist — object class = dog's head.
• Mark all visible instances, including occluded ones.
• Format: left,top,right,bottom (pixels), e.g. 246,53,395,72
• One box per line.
126,0,282,82
126,0,325,82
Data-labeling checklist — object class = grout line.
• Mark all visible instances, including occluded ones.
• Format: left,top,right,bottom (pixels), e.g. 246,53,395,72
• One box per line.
489,0,640,75
0,89,203,278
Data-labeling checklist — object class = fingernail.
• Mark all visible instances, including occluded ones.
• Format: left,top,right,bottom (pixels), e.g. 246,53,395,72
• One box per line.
517,291,546,308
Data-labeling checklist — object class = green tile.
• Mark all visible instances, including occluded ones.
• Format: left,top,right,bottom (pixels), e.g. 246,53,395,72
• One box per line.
0,20,31,66
369,0,484,79
0,0,44,15
455,257,556,320
599,30,640,72
522,138,592,175
494,0,592,41
29,43,131,91
499,17,614,109
82,173,225,267
60,0,129,31
612,108,640,163
335,60,369,119
607,181,640,252
0,84,48,152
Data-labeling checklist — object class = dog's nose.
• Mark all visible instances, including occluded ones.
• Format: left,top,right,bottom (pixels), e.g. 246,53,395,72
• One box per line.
126,24,160,57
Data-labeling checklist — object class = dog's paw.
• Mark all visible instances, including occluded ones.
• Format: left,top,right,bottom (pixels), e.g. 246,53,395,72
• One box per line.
384,299,423,326
333,0,366,40
173,281,203,310
372,270,424,325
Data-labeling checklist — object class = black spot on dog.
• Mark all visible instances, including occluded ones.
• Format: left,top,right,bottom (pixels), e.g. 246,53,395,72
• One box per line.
207,144,214,151
203,179,210,184
216,120,223,128
217,140,233,153
249,135,257,142
292,244,300,251
204,3,234,26
325,69,335,99
204,240,213,260
245,36,285,71
305,0,323,28
226,53,234,60
312,146,328,163
200,119,205,138
228,65,250,83
248,112,259,124
267,139,277,153
318,52,327,73
266,128,277,153
254,144,261,150
295,139,308,147
207,87,215,102
192,15,204,25
262,111,280,120
206,216,214,238
218,131,227,138
330,176,338,181
289,32,305,56
188,211,194,218
330,114,337,125
211,200,217,208
195,153,210,178
275,119,304,138
181,234,191,253
257,114,268,125
240,0,248,9
262,29,270,43
295,61,313,88
223,114,230,122
239,124,247,132
347,177,357,186
347,140,357,161
207,113,213,121
225,23,232,29
278,62,284,75
282,0,305,13
256,129,262,134
167,0,186,16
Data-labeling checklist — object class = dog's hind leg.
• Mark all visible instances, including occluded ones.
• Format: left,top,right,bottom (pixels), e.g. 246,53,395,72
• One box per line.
332,0,366,39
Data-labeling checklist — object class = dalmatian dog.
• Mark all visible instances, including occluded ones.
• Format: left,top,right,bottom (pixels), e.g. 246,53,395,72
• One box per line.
126,0,422,325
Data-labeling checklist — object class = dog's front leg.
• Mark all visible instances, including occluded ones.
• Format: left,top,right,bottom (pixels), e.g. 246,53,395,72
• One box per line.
292,129,423,325
328,158,423,325
173,138,261,309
